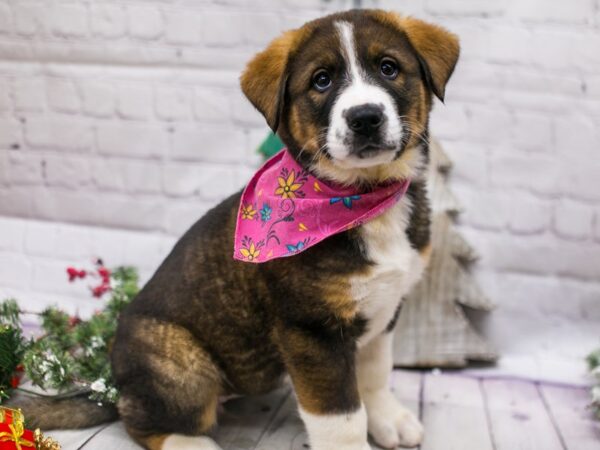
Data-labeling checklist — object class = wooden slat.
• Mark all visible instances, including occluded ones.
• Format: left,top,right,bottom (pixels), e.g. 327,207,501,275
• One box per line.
420,374,493,450
482,379,565,450
253,393,307,450
540,384,600,450
81,421,142,450
214,387,292,450
44,424,108,450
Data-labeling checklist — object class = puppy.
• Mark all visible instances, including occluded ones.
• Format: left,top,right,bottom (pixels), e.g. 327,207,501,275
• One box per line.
109,9,459,450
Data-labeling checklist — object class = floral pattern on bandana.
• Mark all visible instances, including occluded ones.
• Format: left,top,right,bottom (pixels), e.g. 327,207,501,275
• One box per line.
234,149,410,263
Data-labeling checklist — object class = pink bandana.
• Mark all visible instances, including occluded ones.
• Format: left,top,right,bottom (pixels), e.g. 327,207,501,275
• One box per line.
233,149,410,263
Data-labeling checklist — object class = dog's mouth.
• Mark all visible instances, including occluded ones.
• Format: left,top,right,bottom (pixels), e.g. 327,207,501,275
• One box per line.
352,143,397,159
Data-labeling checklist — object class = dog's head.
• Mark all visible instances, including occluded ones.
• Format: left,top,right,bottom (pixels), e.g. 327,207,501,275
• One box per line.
241,10,459,185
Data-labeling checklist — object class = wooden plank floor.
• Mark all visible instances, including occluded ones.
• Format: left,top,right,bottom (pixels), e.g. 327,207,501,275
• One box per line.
45,371,600,450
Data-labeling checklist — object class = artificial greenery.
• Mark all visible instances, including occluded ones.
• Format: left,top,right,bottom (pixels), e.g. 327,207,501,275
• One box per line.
588,348,600,419
0,266,139,405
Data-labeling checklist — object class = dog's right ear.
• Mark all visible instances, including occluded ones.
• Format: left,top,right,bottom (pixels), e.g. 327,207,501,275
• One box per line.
240,30,301,132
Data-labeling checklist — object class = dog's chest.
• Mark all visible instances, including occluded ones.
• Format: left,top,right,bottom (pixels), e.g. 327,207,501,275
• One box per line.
352,199,425,346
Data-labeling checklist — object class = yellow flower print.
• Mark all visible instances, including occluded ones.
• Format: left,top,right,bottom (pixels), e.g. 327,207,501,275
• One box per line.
240,242,260,261
275,171,303,199
241,204,257,220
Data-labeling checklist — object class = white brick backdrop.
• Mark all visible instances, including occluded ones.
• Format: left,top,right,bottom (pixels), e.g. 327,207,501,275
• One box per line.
0,0,599,382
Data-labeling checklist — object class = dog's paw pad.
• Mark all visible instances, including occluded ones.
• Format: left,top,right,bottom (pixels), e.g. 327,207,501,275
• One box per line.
395,411,423,448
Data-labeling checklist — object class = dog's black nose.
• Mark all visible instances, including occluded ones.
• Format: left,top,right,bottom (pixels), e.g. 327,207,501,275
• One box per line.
345,104,385,137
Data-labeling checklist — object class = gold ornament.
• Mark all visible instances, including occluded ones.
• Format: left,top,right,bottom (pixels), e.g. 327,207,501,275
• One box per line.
33,429,61,450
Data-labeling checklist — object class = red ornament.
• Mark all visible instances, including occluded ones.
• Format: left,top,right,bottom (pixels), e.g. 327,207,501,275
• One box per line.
66,267,86,282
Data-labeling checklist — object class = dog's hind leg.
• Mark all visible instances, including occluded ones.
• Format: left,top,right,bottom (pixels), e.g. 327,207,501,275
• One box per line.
112,318,224,450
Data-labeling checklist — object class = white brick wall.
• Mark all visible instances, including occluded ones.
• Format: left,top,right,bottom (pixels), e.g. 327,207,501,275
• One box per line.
0,0,598,382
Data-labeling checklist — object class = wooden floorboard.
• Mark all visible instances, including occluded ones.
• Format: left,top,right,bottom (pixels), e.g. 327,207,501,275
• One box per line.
420,374,494,450
482,378,566,450
41,372,599,450
540,383,600,450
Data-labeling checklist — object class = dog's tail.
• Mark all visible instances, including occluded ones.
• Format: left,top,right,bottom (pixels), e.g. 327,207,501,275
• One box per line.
8,394,118,429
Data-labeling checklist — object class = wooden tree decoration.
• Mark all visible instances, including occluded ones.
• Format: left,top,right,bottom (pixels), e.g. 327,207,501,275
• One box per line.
393,139,497,367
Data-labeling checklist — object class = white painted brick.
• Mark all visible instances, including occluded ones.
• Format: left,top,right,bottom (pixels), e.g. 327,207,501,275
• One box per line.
202,11,245,46
164,11,201,45
555,115,598,160
489,153,561,196
116,84,153,120
24,220,58,257
47,78,81,114
0,218,25,252
9,152,43,185
165,200,211,236
128,5,163,40
0,119,21,149
0,3,12,33
553,199,594,240
0,78,10,113
595,210,600,242
512,112,553,153
507,194,552,235
559,160,600,201
0,253,32,290
230,89,267,126
81,81,115,118
465,106,513,144
193,87,232,123
453,185,509,231
425,0,506,16
96,123,167,158
13,78,45,113
43,154,91,188
14,2,44,36
442,141,487,186
50,3,88,37
0,186,33,217
91,159,162,194
486,26,531,64
430,104,469,141
243,13,283,46
25,118,92,151
90,4,126,39
507,0,595,24
163,163,238,199
154,86,192,120
171,125,246,163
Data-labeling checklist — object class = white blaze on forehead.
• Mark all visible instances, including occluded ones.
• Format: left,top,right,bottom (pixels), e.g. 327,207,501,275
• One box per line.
325,21,403,168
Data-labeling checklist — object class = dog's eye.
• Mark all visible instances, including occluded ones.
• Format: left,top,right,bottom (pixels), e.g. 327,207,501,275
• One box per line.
380,58,399,80
312,70,332,92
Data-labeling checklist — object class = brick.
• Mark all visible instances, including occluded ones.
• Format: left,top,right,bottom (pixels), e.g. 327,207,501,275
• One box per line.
14,2,44,36
230,89,268,126
0,218,25,252
559,160,600,201
453,186,509,231
24,220,58,257
555,115,597,160
164,11,201,44
91,158,162,194
50,3,88,37
165,200,211,236
25,118,92,151
116,84,153,120
486,26,531,64
243,13,283,46
490,153,561,196
429,104,469,141
96,123,167,158
0,78,10,113
90,4,126,39
464,105,513,144
128,5,163,40
163,163,238,199
9,152,43,185
154,86,192,121
507,195,552,235
512,113,553,153
13,78,45,112
43,154,91,188
193,87,232,122
81,81,115,118
442,142,488,186
595,210,600,242
425,0,507,16
0,253,32,290
47,78,81,114
507,0,595,24
553,200,594,240
0,119,21,148
53,223,95,260
0,186,34,217
529,31,582,71
201,11,245,46
120,233,167,270
31,258,91,296
171,125,246,163
0,3,12,33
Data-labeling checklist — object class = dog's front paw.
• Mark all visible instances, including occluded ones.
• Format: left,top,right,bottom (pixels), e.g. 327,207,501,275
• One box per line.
364,390,423,449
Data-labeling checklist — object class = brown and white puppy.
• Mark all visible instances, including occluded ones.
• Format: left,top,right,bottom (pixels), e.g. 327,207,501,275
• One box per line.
106,9,459,450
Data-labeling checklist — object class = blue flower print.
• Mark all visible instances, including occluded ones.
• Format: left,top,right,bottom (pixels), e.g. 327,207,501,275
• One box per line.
330,195,361,209
286,241,306,253
260,203,272,222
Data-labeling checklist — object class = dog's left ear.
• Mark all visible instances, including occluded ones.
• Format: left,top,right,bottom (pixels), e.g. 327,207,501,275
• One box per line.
376,13,460,102
240,29,302,132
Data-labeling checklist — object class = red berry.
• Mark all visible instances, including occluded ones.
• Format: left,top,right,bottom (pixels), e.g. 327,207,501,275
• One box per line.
66,267,78,282
10,375,20,389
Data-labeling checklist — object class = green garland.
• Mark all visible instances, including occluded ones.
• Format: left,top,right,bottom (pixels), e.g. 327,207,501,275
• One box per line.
588,348,600,419
0,266,139,405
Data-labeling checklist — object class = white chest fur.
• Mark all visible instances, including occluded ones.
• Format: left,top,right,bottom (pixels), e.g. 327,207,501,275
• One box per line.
352,197,425,347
